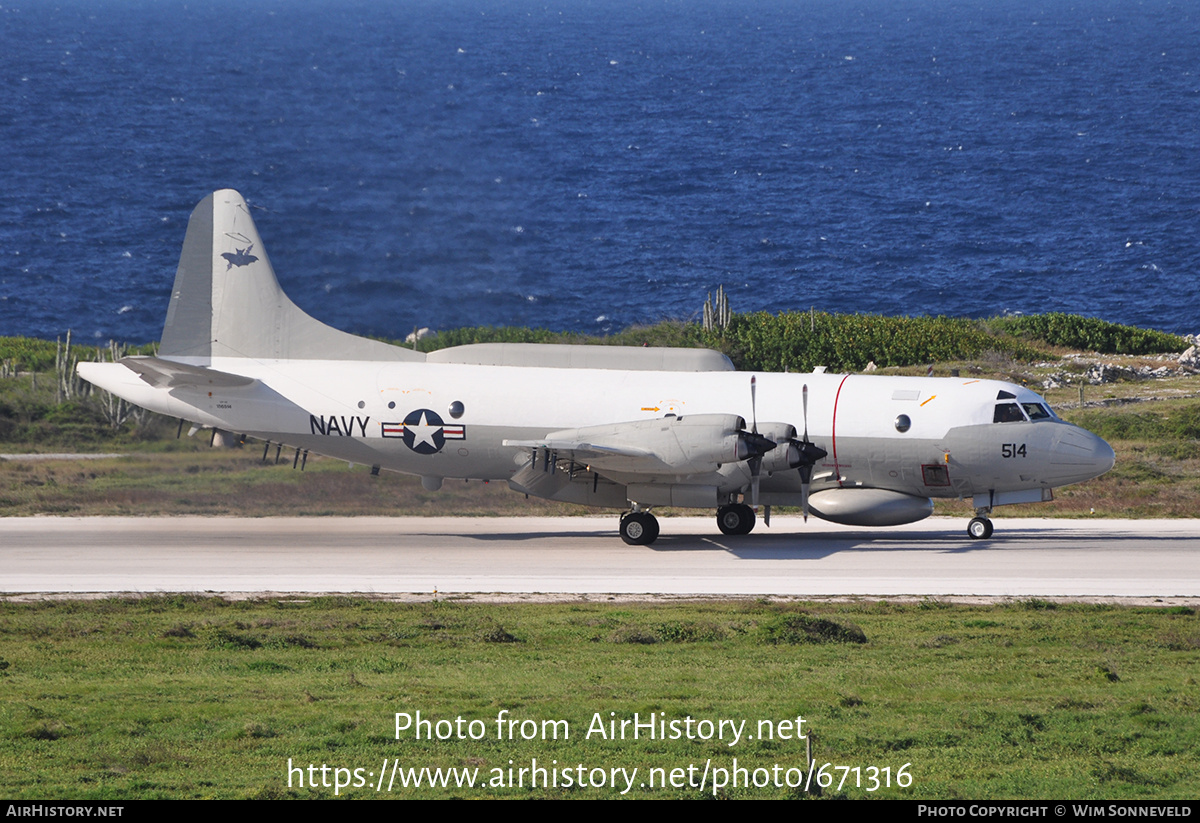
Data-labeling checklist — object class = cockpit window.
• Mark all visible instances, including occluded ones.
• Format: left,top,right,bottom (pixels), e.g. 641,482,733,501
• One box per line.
1022,402,1052,420
994,403,1027,423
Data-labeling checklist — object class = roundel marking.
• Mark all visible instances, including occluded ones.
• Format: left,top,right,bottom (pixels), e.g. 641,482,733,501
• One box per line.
402,408,447,454
391,408,467,455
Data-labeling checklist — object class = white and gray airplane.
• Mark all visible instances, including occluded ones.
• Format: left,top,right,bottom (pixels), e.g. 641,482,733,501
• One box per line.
79,190,1115,544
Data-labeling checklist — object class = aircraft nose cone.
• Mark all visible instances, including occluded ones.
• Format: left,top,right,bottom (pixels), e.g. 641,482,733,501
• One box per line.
1050,425,1115,482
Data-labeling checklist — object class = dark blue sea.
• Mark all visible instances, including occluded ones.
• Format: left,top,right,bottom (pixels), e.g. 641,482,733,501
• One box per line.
2,0,1198,344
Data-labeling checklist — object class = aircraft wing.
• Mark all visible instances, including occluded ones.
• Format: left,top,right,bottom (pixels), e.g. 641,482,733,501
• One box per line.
502,437,657,462
503,413,754,476
117,356,259,390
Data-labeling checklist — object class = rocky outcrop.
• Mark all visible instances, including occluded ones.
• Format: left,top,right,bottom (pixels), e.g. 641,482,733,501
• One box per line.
1041,361,1188,389
1180,345,1200,372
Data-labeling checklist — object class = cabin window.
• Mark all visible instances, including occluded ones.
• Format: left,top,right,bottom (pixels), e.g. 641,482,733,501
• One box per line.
993,403,1027,423
894,414,911,433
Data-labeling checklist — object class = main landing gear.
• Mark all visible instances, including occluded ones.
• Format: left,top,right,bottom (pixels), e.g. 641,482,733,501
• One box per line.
619,502,759,545
619,510,660,545
716,503,756,536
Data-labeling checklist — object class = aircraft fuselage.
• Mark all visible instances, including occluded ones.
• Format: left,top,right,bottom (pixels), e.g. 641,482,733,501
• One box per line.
82,356,1113,512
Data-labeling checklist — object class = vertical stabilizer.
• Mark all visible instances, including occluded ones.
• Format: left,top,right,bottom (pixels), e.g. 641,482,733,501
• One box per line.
159,190,423,362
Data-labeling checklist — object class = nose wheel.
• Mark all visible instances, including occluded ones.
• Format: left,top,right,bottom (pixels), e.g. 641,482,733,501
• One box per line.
967,516,994,540
619,511,660,545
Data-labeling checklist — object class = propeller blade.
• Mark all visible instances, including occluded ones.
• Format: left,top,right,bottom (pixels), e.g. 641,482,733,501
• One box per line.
802,383,809,442
794,384,826,522
750,375,758,434
744,375,775,507
799,463,813,521
750,459,761,508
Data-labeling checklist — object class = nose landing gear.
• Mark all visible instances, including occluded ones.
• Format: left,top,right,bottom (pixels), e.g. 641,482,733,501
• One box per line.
967,514,994,540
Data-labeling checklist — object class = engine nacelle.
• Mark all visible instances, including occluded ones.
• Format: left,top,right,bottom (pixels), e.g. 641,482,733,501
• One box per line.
808,488,933,527
666,414,753,470
531,413,747,476
757,423,801,472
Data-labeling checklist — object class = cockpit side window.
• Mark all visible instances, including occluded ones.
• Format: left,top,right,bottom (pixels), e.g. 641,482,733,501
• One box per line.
1022,402,1052,420
994,403,1027,423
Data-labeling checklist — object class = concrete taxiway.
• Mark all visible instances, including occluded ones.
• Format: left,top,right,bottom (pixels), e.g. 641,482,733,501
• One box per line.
2,516,1197,599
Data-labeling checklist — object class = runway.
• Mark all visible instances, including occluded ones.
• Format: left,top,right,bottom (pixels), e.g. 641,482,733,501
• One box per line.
2,516,1197,600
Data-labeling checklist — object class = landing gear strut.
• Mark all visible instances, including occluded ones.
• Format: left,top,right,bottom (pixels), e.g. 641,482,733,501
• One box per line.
967,515,994,540
619,511,660,545
716,503,756,536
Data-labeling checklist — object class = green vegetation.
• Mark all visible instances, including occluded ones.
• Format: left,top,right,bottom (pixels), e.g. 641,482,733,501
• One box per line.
1070,404,1200,445
0,335,157,377
717,312,1042,372
992,313,1186,356
0,336,60,373
414,311,1055,373
409,310,1187,373
0,597,1196,799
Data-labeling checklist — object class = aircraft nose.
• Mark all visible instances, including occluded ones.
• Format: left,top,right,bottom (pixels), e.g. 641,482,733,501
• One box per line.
1050,424,1115,483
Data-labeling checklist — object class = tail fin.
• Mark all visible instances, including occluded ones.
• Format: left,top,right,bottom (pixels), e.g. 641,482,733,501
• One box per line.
159,190,423,362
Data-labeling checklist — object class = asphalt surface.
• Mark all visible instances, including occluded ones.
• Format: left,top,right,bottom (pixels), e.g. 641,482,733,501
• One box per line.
2,516,1197,600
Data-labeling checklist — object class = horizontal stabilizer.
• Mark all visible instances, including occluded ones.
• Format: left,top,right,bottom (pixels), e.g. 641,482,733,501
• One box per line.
118,356,259,390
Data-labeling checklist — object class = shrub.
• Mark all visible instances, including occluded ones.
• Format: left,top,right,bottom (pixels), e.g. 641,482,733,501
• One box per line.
759,615,867,645
993,313,1185,355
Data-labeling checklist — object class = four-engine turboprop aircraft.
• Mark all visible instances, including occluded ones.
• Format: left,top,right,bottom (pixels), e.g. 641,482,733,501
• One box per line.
78,190,1115,544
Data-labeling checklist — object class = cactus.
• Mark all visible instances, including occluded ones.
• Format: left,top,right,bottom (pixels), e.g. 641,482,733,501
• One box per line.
702,285,731,332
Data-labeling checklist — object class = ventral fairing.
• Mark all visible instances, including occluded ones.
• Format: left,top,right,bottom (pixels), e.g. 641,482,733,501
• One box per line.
79,191,1114,544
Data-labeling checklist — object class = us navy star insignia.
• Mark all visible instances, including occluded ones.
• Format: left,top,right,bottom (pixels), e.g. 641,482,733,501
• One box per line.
382,409,466,454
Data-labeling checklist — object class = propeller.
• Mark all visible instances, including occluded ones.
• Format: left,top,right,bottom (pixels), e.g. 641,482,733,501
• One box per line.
737,378,825,517
796,383,828,521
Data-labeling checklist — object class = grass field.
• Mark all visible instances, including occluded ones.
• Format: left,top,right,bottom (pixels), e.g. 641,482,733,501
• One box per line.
1,597,1197,799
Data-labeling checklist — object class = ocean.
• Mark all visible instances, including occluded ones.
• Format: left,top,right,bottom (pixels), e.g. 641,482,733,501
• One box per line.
2,0,1197,344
